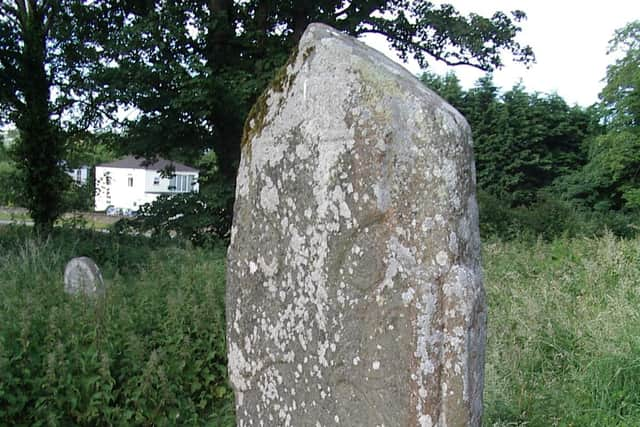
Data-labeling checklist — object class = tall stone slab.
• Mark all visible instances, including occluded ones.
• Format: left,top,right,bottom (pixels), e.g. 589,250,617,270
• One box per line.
226,23,485,426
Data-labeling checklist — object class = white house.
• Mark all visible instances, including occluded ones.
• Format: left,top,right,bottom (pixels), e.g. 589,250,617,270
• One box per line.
65,166,90,185
94,156,199,212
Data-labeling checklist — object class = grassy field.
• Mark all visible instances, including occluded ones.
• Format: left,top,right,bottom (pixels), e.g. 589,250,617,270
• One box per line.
483,233,640,426
0,225,639,425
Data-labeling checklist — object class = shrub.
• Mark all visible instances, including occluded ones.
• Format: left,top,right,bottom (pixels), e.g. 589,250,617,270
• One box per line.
62,179,95,212
115,191,233,247
0,161,24,207
478,189,640,241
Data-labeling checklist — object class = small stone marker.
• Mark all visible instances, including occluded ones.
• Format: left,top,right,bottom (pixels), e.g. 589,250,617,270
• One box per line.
227,23,486,426
64,257,105,297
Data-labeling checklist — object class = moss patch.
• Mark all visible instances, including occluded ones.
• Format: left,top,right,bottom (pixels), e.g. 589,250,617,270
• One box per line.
241,45,302,151
302,45,315,61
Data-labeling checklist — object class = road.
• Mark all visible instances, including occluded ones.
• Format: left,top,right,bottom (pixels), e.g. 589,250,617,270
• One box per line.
0,219,33,226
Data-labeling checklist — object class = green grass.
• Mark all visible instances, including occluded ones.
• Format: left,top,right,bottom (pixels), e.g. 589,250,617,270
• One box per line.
483,232,640,426
1,226,639,425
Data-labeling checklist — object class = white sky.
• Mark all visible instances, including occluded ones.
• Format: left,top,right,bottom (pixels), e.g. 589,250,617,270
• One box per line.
361,1,640,107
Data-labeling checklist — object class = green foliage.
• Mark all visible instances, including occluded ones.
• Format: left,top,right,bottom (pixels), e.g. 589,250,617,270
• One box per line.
62,135,116,212
0,129,19,148
3,1,534,234
483,234,640,425
0,137,25,207
0,227,234,425
0,137,7,162
601,20,640,129
62,179,95,212
92,1,533,182
421,72,600,208
115,191,232,247
3,228,640,425
0,159,23,207
560,131,640,211
430,21,640,236
0,132,20,206
420,71,466,107
477,190,578,241
0,1,122,233
561,21,640,215
478,189,640,241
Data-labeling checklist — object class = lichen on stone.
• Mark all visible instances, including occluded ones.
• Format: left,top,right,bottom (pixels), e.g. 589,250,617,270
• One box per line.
241,45,302,150
227,22,485,427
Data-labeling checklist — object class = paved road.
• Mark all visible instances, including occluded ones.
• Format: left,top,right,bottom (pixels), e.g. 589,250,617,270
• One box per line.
0,219,114,234
0,219,33,226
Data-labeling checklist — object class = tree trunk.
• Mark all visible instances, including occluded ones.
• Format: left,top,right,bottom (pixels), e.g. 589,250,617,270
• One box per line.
291,1,311,43
206,0,241,186
14,2,65,235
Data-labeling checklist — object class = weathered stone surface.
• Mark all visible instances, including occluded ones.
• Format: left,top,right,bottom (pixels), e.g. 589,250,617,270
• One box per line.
64,257,105,297
226,23,485,426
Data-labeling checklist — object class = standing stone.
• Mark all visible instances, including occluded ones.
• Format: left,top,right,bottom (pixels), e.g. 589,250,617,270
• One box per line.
226,23,485,426
64,257,105,297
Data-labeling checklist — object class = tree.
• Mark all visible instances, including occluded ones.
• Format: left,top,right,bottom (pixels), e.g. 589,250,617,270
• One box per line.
420,71,465,108
421,73,599,206
1,0,61,233
601,20,640,129
562,21,640,213
0,1,116,233
95,1,534,185
491,86,595,205
1,1,535,234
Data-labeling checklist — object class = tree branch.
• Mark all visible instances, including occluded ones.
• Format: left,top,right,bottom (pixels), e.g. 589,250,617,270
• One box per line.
14,0,28,32
42,0,56,34
354,27,489,71
334,2,352,18
0,83,25,111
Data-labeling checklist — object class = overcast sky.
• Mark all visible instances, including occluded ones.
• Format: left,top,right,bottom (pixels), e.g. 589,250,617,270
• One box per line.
362,1,640,107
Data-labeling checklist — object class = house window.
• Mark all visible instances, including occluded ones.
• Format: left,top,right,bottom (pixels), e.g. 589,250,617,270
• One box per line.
168,174,194,192
128,176,133,187
153,176,160,185
75,169,82,184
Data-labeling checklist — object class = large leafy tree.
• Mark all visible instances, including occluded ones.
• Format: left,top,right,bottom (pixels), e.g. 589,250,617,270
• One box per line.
601,20,640,129
0,0,117,233
96,0,535,184
562,21,640,212
1,1,534,233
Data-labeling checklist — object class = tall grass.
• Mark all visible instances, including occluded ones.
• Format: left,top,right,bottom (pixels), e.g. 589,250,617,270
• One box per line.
2,225,640,425
0,227,234,426
483,232,640,426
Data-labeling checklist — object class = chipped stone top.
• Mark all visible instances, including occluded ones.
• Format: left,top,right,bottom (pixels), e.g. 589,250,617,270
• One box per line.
239,23,472,197
299,23,468,126
227,22,484,427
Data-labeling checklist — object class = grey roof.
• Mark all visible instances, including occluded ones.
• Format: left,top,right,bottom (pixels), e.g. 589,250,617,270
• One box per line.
96,156,198,173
